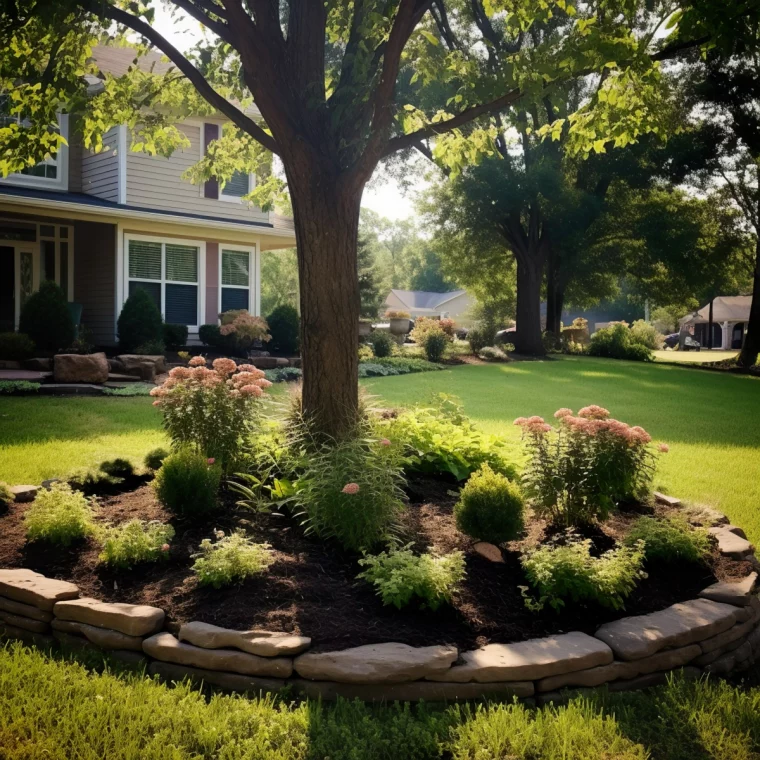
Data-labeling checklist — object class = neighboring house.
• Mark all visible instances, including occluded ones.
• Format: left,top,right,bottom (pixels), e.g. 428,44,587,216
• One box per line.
679,296,751,350
384,289,475,326
0,46,295,345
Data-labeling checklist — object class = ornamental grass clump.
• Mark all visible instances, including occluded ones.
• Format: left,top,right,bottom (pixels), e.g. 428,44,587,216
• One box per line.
624,516,711,564
520,534,647,612
358,544,466,610
455,464,524,544
150,355,272,469
192,530,274,588
98,520,175,569
153,447,222,518
24,483,97,547
517,406,660,528
294,435,405,552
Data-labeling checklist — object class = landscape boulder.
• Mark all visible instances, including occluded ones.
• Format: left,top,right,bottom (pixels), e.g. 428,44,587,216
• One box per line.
9,485,38,503
116,354,167,375
53,352,109,384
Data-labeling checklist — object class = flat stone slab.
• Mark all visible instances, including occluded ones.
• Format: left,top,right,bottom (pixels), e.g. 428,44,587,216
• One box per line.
178,621,311,657
595,598,740,661
54,598,164,637
9,485,38,503
654,492,681,507
143,632,292,678
38,384,106,396
472,542,504,563
0,622,55,649
148,661,286,694
427,632,612,684
708,527,754,559
699,573,757,607
0,610,50,634
0,369,46,380
52,618,144,651
294,642,458,684
0,569,79,611
684,505,729,527
0,596,53,623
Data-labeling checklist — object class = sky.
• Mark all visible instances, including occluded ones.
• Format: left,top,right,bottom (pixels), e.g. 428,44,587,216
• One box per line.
152,5,417,220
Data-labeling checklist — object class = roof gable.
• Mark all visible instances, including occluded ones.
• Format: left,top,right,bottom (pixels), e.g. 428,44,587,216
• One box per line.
388,289,467,310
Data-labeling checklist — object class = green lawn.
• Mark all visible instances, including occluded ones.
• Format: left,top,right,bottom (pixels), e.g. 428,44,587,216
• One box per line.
2,356,759,542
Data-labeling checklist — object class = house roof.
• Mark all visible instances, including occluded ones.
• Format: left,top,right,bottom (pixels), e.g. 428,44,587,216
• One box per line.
90,45,174,78
680,296,752,325
386,289,468,311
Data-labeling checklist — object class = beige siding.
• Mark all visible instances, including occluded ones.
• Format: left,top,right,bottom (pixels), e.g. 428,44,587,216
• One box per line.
125,124,269,224
68,138,83,193
73,220,116,345
80,128,119,202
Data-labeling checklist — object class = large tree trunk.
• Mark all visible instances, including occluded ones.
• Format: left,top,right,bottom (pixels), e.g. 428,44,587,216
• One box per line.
545,253,564,337
514,253,545,355
287,163,363,439
738,238,760,368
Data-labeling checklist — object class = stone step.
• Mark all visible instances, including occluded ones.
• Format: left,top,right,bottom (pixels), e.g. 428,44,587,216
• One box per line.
54,598,164,637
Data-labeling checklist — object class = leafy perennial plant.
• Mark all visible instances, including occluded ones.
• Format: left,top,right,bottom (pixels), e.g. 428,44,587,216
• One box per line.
150,356,271,469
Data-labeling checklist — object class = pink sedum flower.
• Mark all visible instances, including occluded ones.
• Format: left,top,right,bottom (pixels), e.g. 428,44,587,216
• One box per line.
188,355,206,367
341,482,360,495
554,408,573,419
212,357,238,376
578,405,610,420
161,543,170,552
207,458,215,465
379,438,391,447
658,443,670,453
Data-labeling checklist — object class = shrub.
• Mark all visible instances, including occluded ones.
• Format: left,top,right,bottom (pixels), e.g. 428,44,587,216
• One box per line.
99,458,135,479
144,447,169,471
0,331,35,360
192,530,273,588
467,324,496,354
630,319,666,350
0,481,14,506
438,318,456,338
19,281,75,352
358,362,404,378
150,356,271,469
367,330,396,358
358,343,374,361
266,304,300,354
198,324,239,354
385,310,410,319
358,545,466,610
219,310,271,353
153,447,222,518
263,366,303,383
24,483,97,546
135,339,166,355
0,380,39,394
68,468,121,496
420,328,448,362
162,323,188,351
117,288,163,353
588,323,653,362
293,435,406,552
410,317,453,345
98,520,175,569
102,383,154,397
478,346,509,362
520,534,647,612
367,357,443,373
65,325,95,355
455,464,524,544
517,406,658,528
386,395,516,481
624,516,711,564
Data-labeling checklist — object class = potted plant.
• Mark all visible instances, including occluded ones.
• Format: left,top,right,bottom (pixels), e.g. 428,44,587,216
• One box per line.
359,318,374,337
386,310,411,336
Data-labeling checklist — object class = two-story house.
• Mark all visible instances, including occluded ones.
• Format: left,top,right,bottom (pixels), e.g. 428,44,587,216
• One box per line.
0,46,296,346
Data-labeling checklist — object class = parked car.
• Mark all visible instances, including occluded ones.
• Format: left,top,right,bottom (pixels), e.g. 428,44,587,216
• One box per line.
664,333,680,349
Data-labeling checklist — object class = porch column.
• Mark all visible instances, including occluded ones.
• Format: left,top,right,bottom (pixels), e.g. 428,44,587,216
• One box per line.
721,321,730,350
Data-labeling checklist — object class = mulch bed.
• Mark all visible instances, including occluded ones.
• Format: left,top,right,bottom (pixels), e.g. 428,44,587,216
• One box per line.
0,477,749,653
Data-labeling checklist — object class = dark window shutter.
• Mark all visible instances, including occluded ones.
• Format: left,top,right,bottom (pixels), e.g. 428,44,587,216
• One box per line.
203,123,219,199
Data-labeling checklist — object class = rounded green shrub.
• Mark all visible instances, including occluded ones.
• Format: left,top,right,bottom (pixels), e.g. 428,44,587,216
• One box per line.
153,447,221,518
467,324,495,354
192,530,273,588
144,447,169,471
0,332,35,360
368,330,395,358
455,464,524,543
624,516,711,564
163,323,188,351
19,281,75,353
421,329,448,362
266,304,300,354
117,288,163,353
198,324,240,355
99,458,135,479
24,483,97,546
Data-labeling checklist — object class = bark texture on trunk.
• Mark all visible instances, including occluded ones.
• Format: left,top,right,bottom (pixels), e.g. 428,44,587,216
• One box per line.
514,253,545,355
287,162,363,439
738,239,760,368
545,252,564,338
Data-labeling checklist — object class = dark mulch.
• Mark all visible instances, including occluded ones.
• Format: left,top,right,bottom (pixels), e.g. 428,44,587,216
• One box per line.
0,476,750,652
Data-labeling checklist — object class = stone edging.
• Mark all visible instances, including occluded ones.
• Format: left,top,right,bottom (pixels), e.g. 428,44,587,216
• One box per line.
2,502,760,703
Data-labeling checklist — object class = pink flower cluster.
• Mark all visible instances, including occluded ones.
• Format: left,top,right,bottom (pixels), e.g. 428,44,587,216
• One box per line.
342,482,360,495
551,407,653,445
514,415,553,435
578,405,610,420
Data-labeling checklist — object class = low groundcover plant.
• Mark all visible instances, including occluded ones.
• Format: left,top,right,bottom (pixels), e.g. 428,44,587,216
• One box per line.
24,483,97,547
192,530,274,588
98,519,175,569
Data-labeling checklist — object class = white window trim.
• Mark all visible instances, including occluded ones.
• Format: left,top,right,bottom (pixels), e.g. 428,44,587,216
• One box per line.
218,243,258,317
0,114,70,193
123,232,206,331
220,171,256,203
38,223,74,298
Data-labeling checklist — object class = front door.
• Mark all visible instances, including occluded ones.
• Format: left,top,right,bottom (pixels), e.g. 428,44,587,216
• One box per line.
0,246,14,332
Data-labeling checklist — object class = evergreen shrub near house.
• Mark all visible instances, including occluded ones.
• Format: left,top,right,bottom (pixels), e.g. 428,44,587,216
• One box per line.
19,281,75,353
455,464,525,544
630,319,666,350
367,330,395,358
198,324,239,354
0,331,35,360
266,304,300,354
117,288,163,353
163,323,189,351
420,328,448,362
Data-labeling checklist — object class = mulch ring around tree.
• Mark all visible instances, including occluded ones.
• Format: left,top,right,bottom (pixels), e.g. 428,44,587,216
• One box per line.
0,475,749,653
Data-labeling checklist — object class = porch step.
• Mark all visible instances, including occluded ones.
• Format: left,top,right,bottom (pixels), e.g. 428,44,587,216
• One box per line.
107,373,144,383
0,370,50,381
37,383,107,396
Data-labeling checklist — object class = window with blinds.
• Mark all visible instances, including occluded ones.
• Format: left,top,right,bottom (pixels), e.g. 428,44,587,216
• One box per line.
221,170,250,198
221,249,250,314
126,238,201,327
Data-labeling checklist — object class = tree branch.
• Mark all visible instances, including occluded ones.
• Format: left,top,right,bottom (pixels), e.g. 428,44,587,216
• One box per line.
651,35,710,61
96,2,280,155
169,0,230,41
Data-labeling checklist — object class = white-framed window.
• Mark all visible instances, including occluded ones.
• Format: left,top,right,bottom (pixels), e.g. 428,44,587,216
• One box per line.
219,245,256,314
125,234,205,329
220,169,254,202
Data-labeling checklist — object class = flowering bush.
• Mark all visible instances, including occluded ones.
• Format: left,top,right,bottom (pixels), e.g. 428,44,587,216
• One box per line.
517,406,660,527
150,355,271,468
98,520,175,569
520,534,647,612
293,435,406,552
358,343,374,361
624,516,711,564
192,530,274,588
358,545,466,610
24,483,97,546
153,447,222,518
219,310,271,353
410,317,454,345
